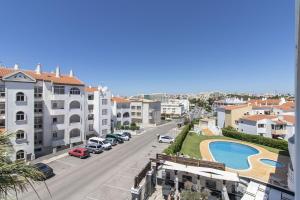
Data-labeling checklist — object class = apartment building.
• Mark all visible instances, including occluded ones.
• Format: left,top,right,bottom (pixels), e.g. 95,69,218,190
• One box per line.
111,97,131,127
85,86,112,137
0,64,86,161
161,99,184,117
130,98,161,127
216,104,252,129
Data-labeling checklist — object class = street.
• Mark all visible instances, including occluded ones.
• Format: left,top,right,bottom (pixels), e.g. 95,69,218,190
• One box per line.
19,122,178,200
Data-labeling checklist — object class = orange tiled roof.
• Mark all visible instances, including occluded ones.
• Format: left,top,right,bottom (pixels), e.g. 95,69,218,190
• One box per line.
248,99,281,106
282,115,295,125
274,102,295,111
0,67,84,86
85,87,98,93
224,104,249,111
241,115,277,122
112,97,130,103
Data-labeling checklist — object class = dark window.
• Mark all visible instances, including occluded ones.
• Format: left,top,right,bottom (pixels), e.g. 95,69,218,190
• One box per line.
16,92,25,102
16,111,25,121
70,87,80,95
53,85,65,94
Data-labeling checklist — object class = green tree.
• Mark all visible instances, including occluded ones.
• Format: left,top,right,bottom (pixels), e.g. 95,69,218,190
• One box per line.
0,132,48,199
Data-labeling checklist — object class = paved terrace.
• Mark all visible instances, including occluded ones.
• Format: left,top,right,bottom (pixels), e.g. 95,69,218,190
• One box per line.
200,139,290,187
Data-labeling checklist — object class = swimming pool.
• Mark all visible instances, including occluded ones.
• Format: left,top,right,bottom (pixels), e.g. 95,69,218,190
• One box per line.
260,159,285,168
209,141,259,170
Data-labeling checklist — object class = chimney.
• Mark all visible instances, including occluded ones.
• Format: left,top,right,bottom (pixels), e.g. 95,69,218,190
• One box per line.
35,63,42,74
55,66,60,78
14,63,19,70
69,69,74,77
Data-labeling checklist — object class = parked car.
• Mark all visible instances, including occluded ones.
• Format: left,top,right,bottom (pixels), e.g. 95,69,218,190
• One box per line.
85,143,104,154
158,135,174,143
106,134,124,143
33,163,54,179
88,137,112,150
68,147,90,158
122,132,131,138
105,137,117,146
116,133,129,141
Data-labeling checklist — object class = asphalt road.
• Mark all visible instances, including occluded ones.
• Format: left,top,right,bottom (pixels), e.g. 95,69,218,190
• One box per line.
19,122,178,200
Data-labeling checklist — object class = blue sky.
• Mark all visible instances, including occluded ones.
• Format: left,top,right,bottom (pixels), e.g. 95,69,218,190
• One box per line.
0,0,295,95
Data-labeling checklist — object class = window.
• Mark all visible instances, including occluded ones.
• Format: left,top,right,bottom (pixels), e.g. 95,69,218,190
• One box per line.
70,87,80,95
123,112,130,118
258,124,265,128
88,114,94,120
89,124,94,131
131,112,136,116
137,112,141,117
102,99,108,105
16,150,25,160
16,92,25,102
34,102,43,113
102,109,108,115
16,130,25,140
137,106,142,110
53,132,57,138
34,117,43,129
123,121,130,126
102,119,108,125
16,111,25,121
70,129,80,138
53,85,65,94
102,129,108,135
34,86,43,98
117,113,121,118
69,101,81,109
70,115,80,123
88,95,94,100
131,106,136,109
53,117,57,124
0,85,5,97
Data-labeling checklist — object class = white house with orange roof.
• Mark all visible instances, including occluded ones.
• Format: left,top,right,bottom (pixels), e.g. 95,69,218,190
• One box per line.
238,114,294,140
0,64,86,161
85,86,112,137
111,97,131,128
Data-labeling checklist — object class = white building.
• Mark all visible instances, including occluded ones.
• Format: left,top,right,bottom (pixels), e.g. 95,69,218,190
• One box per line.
0,64,86,161
111,97,131,127
238,115,294,140
130,98,161,128
161,100,184,117
85,86,112,137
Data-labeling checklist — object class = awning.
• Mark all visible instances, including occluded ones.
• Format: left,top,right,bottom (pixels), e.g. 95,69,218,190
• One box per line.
161,161,240,182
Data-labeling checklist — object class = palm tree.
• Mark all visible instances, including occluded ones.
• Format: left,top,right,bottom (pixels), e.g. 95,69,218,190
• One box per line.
0,132,47,199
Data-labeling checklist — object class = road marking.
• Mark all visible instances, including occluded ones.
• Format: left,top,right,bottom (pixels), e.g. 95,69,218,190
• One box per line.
86,196,100,200
42,153,68,164
103,184,130,192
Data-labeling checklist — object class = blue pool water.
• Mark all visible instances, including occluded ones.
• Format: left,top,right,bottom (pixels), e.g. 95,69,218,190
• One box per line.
209,141,259,170
260,159,285,168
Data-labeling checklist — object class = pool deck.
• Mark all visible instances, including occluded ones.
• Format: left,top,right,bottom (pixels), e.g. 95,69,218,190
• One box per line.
200,139,290,187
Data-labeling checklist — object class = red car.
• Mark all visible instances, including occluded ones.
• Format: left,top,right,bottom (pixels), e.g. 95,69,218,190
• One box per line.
68,147,90,158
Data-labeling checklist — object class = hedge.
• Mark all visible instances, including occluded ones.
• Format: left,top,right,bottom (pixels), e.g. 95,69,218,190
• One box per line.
222,128,288,151
163,124,192,155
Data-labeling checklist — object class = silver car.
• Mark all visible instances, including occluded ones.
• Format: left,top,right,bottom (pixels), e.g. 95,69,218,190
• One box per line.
85,144,104,154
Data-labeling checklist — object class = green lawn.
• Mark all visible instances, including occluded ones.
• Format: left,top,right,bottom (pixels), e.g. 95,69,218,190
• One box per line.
180,132,289,159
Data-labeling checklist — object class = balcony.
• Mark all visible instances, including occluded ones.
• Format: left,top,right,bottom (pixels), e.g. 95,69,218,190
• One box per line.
70,136,81,144
52,123,65,131
15,138,28,145
271,129,287,135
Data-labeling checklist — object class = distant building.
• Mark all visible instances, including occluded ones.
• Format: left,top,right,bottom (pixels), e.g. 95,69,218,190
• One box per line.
130,98,161,127
111,97,131,128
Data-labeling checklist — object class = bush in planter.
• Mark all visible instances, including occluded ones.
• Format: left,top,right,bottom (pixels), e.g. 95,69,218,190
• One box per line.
222,127,288,151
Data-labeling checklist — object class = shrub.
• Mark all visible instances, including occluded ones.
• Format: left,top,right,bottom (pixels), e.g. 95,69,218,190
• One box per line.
222,127,288,151
163,124,192,155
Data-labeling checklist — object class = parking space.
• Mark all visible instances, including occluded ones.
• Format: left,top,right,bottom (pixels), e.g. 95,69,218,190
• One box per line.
20,122,177,200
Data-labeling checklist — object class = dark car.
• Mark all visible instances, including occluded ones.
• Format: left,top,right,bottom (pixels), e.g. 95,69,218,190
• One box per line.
122,132,131,138
105,138,117,146
33,163,54,179
106,134,124,144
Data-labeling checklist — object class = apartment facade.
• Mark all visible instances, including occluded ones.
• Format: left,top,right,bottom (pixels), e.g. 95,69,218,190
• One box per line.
85,86,112,137
111,97,131,127
130,98,161,127
161,99,184,117
0,64,87,161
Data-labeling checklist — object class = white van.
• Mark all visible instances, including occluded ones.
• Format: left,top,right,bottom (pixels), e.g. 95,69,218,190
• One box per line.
88,137,112,150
